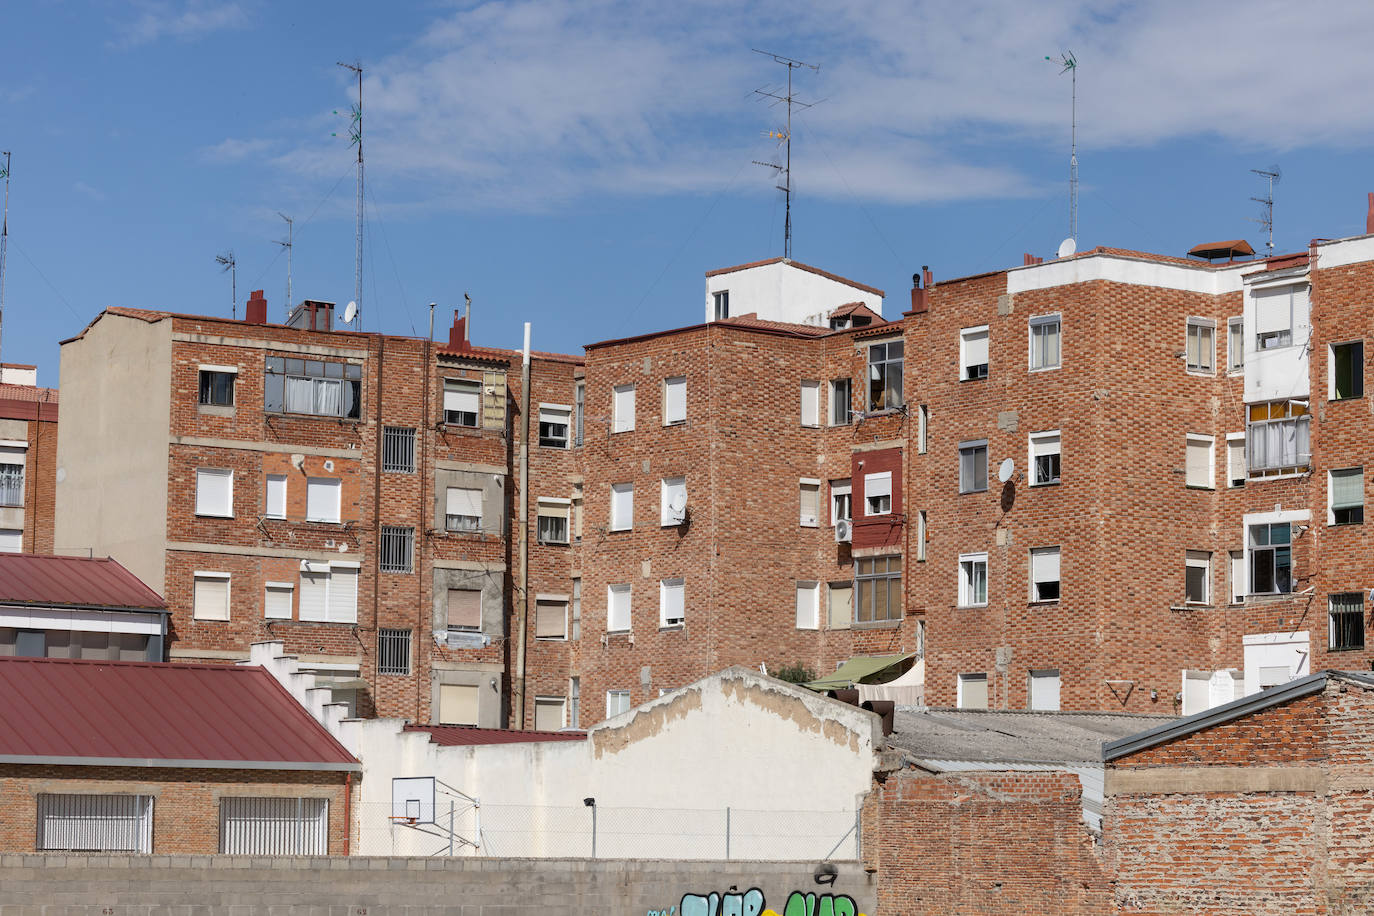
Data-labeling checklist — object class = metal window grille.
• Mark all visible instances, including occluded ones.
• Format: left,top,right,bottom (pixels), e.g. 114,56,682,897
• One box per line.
382,427,416,473
380,526,414,573
219,797,328,855
37,794,153,852
0,464,22,507
1330,593,1366,651
379,628,411,675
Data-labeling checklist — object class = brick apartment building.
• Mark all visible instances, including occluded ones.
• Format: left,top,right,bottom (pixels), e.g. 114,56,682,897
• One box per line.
0,363,57,555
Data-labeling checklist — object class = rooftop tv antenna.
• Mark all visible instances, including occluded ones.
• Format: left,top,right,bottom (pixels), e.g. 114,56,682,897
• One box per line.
215,251,237,319
1250,166,1281,254
0,151,10,368
752,49,820,261
1046,51,1078,243
274,212,294,316
335,60,363,330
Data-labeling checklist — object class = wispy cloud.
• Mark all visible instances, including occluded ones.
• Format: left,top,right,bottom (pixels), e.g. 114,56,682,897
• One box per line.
201,137,275,163
112,0,250,49
72,181,107,202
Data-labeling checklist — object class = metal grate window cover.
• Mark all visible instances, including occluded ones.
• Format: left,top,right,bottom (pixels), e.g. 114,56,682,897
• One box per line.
380,526,415,573
220,797,328,855
382,427,417,473
37,793,153,853
379,628,412,675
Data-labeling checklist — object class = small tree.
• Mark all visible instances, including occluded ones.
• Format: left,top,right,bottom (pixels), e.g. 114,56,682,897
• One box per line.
773,662,816,684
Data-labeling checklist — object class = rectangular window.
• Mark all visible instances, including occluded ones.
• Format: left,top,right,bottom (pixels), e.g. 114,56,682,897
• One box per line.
305,477,342,523
828,583,852,630
447,588,482,631
918,405,929,453
1247,400,1310,476
1330,592,1366,651
569,677,581,728
0,527,20,553
265,356,361,419
535,597,568,639
1029,431,1061,486
1253,285,1297,350
664,376,687,425
1330,467,1364,525
1185,550,1211,604
661,477,687,526
660,578,685,628
198,368,236,406
829,379,852,425
37,794,153,853
574,380,585,446
1226,433,1246,488
959,441,988,494
379,526,414,573
219,797,328,855
958,673,988,710
613,385,636,433
607,584,631,632
867,340,904,411
960,326,990,380
265,474,287,519
1028,314,1061,371
537,499,571,544
864,471,891,515
534,696,566,731
713,290,729,321
443,379,480,427
438,684,479,726
1030,547,1060,602
1248,522,1292,595
193,572,231,621
1230,550,1245,604
855,556,902,623
610,482,634,531
1028,670,1061,711
378,628,411,675
800,380,820,427
382,427,416,472
573,488,584,542
445,486,482,533
1330,341,1365,400
0,446,23,508
606,689,631,717
538,405,571,448
299,563,358,623
830,479,852,525
1227,316,1244,372
1185,434,1215,489
195,468,233,517
1185,318,1215,373
916,510,927,561
959,553,988,607
571,578,581,641
795,581,819,630
800,479,820,527
264,582,293,620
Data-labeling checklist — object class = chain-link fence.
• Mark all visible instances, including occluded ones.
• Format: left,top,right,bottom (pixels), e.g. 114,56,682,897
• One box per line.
356,801,861,861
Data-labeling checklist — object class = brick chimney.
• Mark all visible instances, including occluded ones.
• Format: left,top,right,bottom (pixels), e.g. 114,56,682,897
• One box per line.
1365,193,1374,235
245,289,268,324
448,311,471,351
908,266,934,315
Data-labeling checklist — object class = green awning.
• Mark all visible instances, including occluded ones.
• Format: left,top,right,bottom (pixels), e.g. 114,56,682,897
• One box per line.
804,653,915,691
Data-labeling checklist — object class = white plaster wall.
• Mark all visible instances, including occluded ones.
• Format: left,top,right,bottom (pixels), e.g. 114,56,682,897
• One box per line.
1314,235,1374,270
1007,253,1253,296
705,262,883,326
1242,275,1311,404
1243,631,1311,696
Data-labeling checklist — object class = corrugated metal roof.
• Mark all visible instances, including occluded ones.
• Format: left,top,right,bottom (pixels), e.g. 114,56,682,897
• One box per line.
0,657,358,770
0,555,166,611
405,725,586,747
890,708,1177,765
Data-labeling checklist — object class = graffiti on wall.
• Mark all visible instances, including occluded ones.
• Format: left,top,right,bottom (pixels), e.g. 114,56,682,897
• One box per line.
653,889,866,916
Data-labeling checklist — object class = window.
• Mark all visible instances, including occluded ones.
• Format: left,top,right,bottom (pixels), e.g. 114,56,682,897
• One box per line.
0,528,19,553
1029,431,1061,486
195,468,233,517
916,510,927,561
1226,433,1246,488
800,380,820,427
795,581,819,630
1329,467,1364,525
198,367,235,406
959,441,988,494
1227,317,1244,372
1185,435,1215,489
1028,314,1060,371
1330,341,1364,400
299,562,358,623
193,572,231,621
1247,401,1310,476
378,628,411,675
265,356,361,419
713,290,729,321
664,376,687,425
660,578,685,628
1248,522,1292,594
800,479,820,527
613,384,636,432
447,588,482,631
265,474,287,519
1185,551,1211,604
864,472,891,515
1028,670,1061,711
573,488,584,542
1029,547,1060,602
1229,550,1245,604
661,477,687,526
537,498,571,544
830,479,852,525
958,553,988,607
539,405,571,448
1329,593,1365,651
571,578,581,640
607,584,631,632
610,482,634,531
438,684,479,726
1185,318,1215,373
960,326,989,380
264,582,293,619
918,405,929,453
445,487,482,532
855,557,901,623
574,380,585,446
305,477,341,523
443,379,480,427
606,689,632,717
867,340,904,411
1253,284,1298,349
37,794,153,853
534,696,566,731
569,677,581,728
380,526,414,573
0,446,25,507
382,426,416,472
536,597,568,639
957,673,988,710
220,797,328,855
829,379,852,425
828,583,852,630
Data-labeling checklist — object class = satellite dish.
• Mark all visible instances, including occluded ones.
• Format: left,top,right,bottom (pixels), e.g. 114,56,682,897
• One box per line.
1057,237,1077,258
669,492,687,514
997,458,1015,483
342,301,358,324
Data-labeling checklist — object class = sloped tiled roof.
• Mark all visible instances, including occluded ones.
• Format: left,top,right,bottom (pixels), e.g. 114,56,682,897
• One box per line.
704,257,886,297
0,555,165,611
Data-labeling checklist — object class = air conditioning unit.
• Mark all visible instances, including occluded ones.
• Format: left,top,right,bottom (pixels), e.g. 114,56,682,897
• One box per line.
835,519,853,543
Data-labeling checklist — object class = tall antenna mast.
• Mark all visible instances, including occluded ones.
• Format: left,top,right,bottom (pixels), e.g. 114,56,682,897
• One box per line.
275,211,294,316
752,49,819,261
336,61,363,329
1046,51,1078,242
1250,166,1281,254
215,251,237,319
0,151,10,369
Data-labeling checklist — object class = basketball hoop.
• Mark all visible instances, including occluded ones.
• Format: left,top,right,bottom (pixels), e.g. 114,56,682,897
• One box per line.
389,815,419,826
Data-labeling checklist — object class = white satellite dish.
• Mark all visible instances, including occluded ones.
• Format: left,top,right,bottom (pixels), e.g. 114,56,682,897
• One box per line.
997,458,1015,483
1057,237,1077,258
342,300,358,324
669,492,687,514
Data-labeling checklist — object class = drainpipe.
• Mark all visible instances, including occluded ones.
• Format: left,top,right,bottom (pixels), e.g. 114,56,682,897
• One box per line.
416,304,434,722
513,322,532,728
372,336,386,702
344,772,352,855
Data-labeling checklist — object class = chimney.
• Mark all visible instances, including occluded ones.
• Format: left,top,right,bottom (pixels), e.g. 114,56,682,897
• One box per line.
1023,253,1044,266
245,289,268,324
448,310,471,351
908,272,927,314
1366,193,1374,234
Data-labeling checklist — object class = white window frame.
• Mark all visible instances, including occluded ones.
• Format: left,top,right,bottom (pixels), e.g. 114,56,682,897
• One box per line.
265,474,287,519
1185,550,1211,605
535,595,569,640
960,325,990,380
799,479,820,527
1229,550,1245,605
864,471,891,516
663,376,687,426
1243,509,1307,596
660,477,687,526
1329,593,1366,652
613,384,636,433
1029,546,1060,603
957,673,988,710
298,560,360,624
828,379,852,426
610,482,634,531
958,553,988,608
37,793,154,853
195,468,234,518
264,581,294,620
713,290,729,321
193,571,231,621
445,486,483,533
1246,400,1311,477
536,498,571,545
830,479,852,525
538,404,572,449
795,581,820,630
443,378,481,427
1185,434,1215,489
1253,284,1298,351
1227,316,1244,373
607,584,631,633
1028,313,1061,371
800,380,820,428
1028,430,1061,487
219,797,328,855
606,689,631,718
1185,317,1216,374
1328,466,1365,526
533,696,567,731
659,578,685,628
305,477,342,524
917,405,929,453
916,510,927,562
1225,432,1246,488
959,440,988,494
1028,669,1061,711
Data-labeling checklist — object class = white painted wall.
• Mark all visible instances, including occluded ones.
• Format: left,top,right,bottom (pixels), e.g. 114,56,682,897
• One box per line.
1007,252,1254,296
1243,631,1311,696
705,261,883,327
1243,271,1311,404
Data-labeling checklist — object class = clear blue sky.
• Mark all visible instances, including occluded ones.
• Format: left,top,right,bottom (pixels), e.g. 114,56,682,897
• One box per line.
4,1,1374,385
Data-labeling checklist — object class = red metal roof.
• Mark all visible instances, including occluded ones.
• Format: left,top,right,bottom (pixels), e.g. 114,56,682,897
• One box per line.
0,657,358,769
0,555,166,610
404,725,586,747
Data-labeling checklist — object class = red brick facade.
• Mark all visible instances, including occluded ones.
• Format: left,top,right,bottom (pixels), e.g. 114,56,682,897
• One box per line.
0,376,58,555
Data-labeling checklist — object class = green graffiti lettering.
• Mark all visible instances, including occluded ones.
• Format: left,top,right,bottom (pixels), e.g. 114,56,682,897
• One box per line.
783,892,815,916
832,897,856,916
817,897,834,916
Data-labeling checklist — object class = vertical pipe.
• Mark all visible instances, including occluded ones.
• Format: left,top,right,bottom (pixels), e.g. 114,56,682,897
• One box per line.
448,799,454,857
513,322,532,728
344,772,352,856
590,804,597,859
372,336,386,706
725,806,731,860
417,304,434,723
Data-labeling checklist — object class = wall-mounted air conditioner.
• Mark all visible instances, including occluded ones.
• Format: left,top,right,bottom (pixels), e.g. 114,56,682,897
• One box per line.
835,519,853,543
